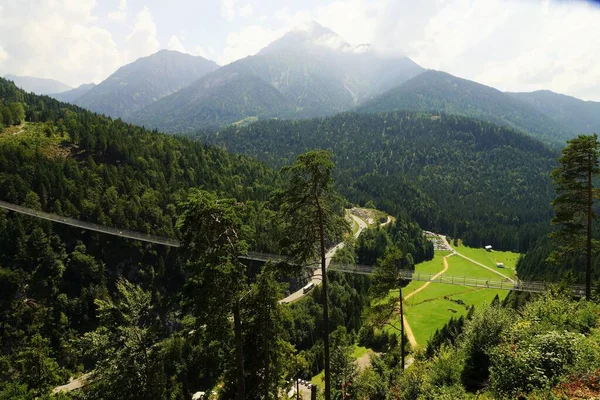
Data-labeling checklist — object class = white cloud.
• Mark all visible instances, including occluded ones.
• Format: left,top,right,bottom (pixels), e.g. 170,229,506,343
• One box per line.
219,24,286,65
124,7,160,62
108,0,127,20
238,3,254,18
0,45,7,64
167,35,187,53
108,10,127,22
0,0,123,87
221,0,237,21
309,0,600,100
220,0,254,21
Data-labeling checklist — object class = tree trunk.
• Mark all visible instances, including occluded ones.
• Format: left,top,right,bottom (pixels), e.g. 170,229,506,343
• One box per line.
317,202,331,400
233,301,245,400
587,157,593,299
399,285,405,370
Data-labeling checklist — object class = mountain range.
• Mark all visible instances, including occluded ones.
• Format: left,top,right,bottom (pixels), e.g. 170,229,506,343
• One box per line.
72,49,219,118
4,74,72,95
50,83,96,103
128,21,423,132
9,21,598,146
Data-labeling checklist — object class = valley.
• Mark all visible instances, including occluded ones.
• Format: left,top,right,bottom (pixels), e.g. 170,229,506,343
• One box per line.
2,6,600,399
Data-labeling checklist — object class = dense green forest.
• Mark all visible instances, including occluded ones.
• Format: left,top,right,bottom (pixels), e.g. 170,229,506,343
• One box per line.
0,76,436,399
2,73,600,400
204,111,557,252
0,77,288,398
356,70,571,147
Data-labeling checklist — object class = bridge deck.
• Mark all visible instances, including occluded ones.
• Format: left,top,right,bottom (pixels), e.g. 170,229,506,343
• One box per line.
0,200,586,296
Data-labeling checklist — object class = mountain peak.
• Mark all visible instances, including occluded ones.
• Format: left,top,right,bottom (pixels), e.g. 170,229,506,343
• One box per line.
260,20,352,54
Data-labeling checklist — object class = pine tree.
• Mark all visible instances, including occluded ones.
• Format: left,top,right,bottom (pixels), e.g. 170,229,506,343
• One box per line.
275,150,348,400
550,134,600,298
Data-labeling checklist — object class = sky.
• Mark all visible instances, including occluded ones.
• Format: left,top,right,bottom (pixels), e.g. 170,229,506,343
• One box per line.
0,0,599,100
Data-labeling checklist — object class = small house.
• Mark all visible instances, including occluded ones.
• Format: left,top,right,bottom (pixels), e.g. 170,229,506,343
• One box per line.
496,263,504,268
485,245,492,252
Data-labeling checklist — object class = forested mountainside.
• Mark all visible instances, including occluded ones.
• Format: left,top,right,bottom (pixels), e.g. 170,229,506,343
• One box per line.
50,83,96,104
73,50,219,118
357,70,572,146
0,75,445,399
0,76,288,395
508,90,600,135
129,21,423,133
205,111,557,252
4,74,72,95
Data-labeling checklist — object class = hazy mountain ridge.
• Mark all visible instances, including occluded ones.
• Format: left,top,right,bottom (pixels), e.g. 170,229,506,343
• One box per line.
4,74,72,95
129,21,423,132
73,49,219,118
508,90,600,135
357,70,572,146
49,83,96,103
129,68,297,132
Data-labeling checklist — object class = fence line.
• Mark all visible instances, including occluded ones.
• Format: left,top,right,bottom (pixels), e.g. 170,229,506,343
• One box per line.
0,199,586,296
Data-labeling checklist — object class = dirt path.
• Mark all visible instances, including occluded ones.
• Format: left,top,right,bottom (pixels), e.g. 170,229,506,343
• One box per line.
402,253,453,348
52,373,92,394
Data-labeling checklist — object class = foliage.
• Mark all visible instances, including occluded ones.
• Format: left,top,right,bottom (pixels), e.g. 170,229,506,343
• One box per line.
357,70,570,146
0,76,282,397
550,134,600,298
205,110,557,252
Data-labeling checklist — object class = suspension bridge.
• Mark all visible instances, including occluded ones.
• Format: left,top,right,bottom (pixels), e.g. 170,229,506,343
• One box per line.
0,199,586,296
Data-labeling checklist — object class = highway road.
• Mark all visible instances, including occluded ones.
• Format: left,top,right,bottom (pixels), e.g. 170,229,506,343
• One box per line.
279,213,368,304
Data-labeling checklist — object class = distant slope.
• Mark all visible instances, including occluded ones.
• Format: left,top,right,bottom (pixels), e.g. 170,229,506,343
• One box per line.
129,69,297,132
130,21,423,132
508,90,600,135
49,83,96,103
4,74,72,95
357,70,571,146
74,50,219,118
203,111,557,251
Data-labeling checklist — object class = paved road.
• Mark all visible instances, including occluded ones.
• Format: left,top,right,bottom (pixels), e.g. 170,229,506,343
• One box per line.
280,213,368,304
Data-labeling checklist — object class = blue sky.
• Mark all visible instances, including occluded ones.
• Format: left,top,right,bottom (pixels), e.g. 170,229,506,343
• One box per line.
1,0,599,100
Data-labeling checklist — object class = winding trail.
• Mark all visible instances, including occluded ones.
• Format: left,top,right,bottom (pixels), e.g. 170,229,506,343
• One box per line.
402,251,453,348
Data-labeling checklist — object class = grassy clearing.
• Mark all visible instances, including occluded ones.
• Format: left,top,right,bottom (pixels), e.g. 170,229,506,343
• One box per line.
398,249,514,345
403,283,509,344
451,243,519,279
351,345,369,359
0,122,71,158
447,256,509,281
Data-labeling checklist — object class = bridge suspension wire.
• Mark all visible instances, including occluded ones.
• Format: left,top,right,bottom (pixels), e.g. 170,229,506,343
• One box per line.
0,199,181,247
0,199,586,296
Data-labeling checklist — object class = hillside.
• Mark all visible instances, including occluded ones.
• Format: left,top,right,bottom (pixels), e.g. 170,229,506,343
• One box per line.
129,69,297,132
130,21,423,132
508,90,600,135
49,83,96,103
4,74,72,95
357,70,572,146
205,111,557,251
74,49,219,118
0,75,291,396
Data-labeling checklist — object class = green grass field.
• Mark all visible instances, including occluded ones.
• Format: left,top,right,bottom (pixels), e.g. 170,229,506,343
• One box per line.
450,243,519,279
446,255,510,281
398,245,516,346
403,282,509,344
